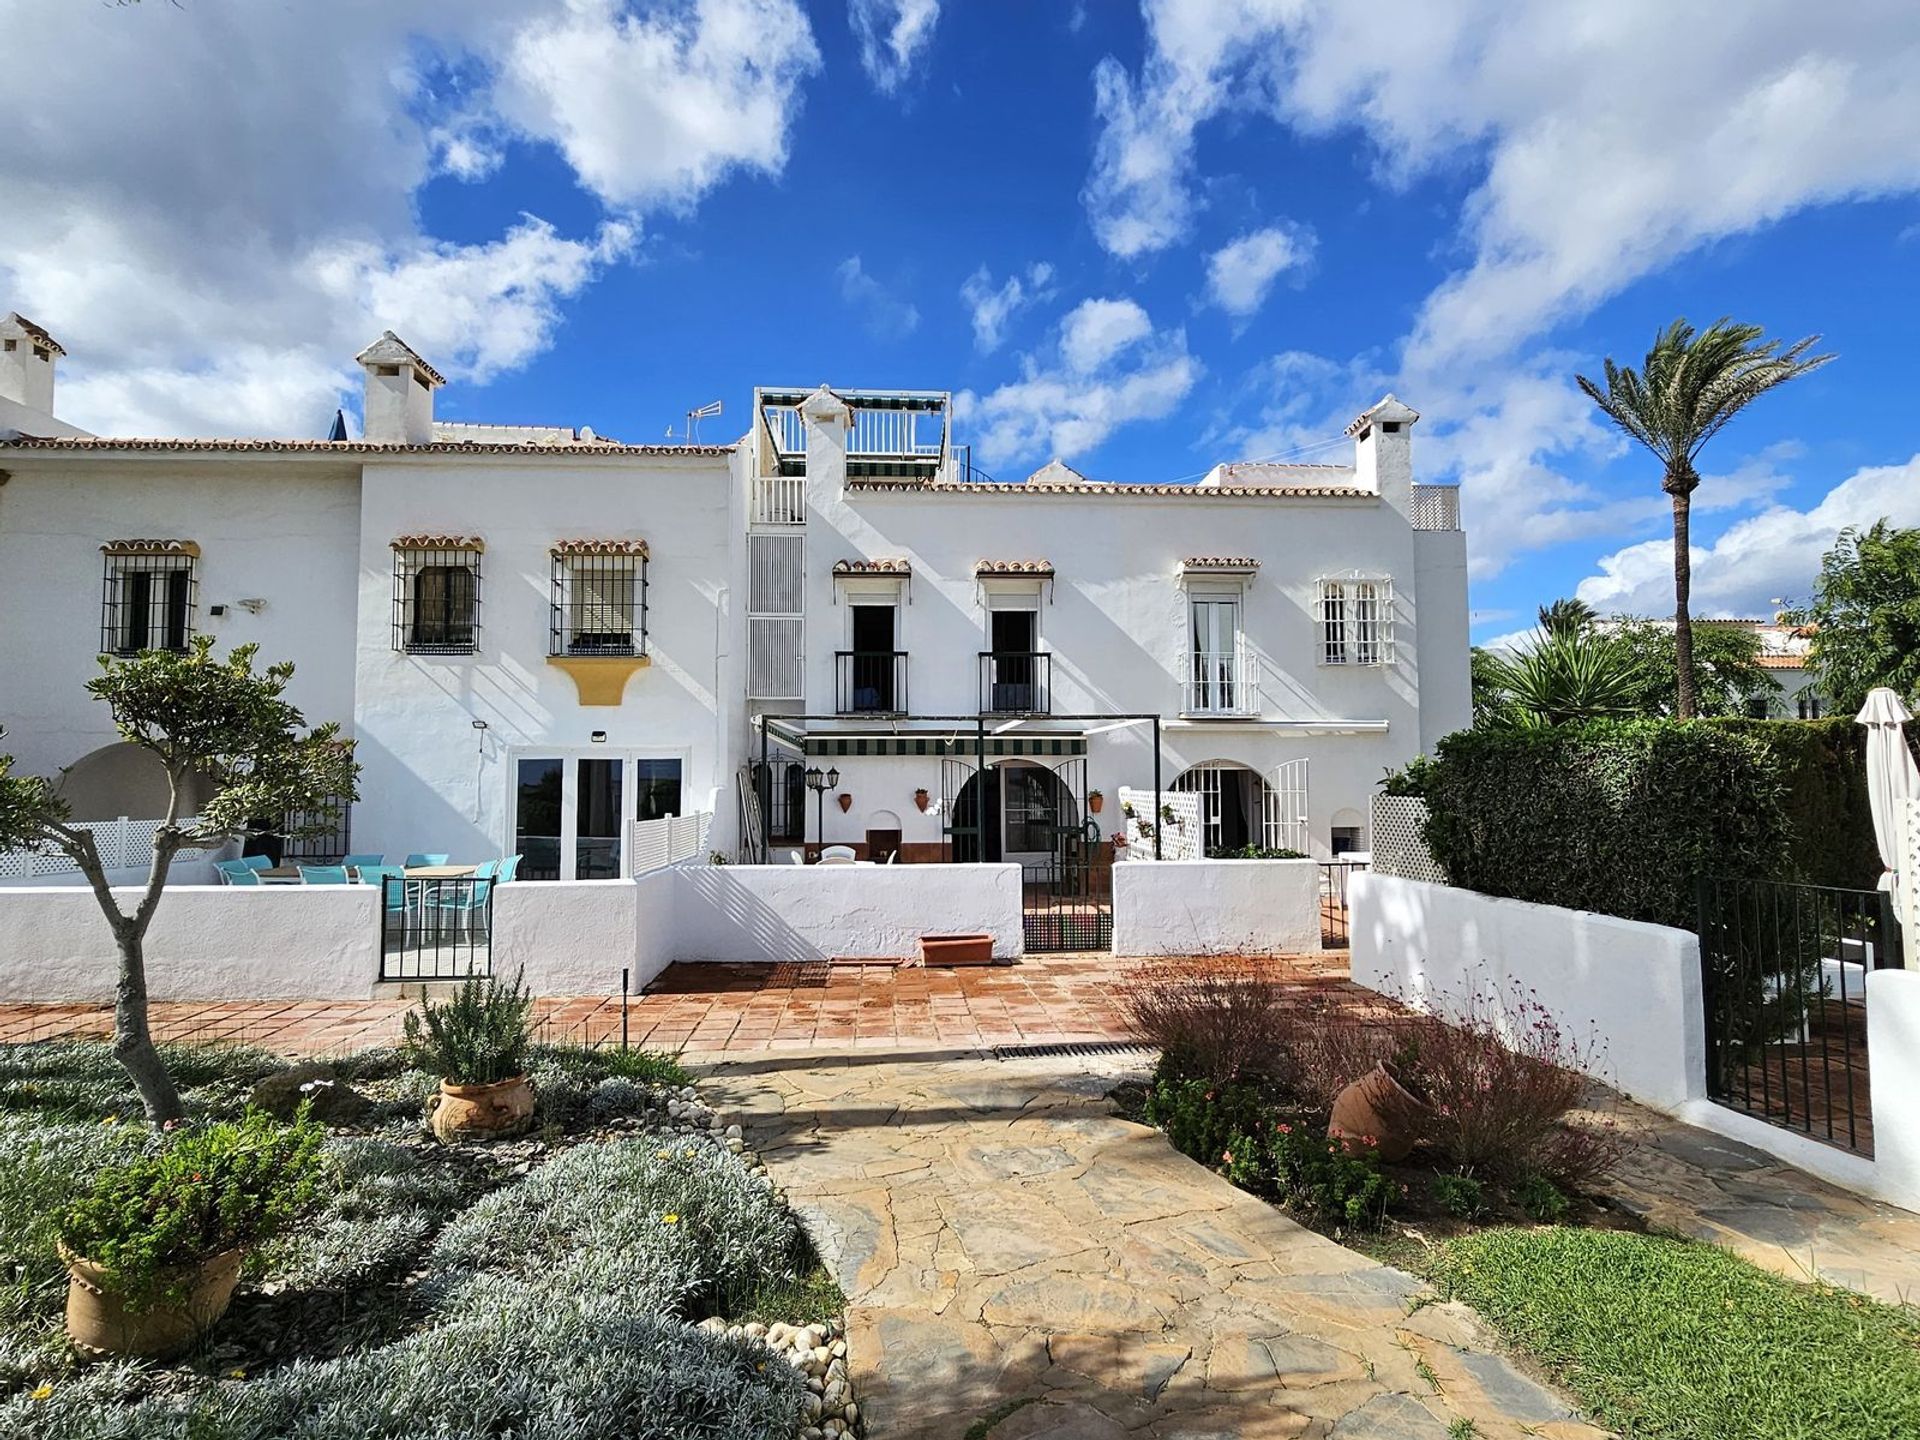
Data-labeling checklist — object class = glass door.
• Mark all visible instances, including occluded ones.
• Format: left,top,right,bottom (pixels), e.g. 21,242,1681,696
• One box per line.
511,752,682,880
1189,597,1239,712
515,758,564,880
576,758,623,879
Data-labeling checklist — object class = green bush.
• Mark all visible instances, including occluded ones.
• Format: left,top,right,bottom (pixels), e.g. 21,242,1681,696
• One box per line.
402,971,534,1086
1515,1175,1569,1223
57,1108,325,1306
1224,1120,1397,1230
1421,720,1793,927
1431,1172,1487,1219
1142,1073,1269,1167
0,1117,150,1325
1215,844,1307,859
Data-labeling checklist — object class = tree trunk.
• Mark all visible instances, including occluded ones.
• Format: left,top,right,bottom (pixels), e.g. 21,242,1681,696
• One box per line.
1670,485,1697,720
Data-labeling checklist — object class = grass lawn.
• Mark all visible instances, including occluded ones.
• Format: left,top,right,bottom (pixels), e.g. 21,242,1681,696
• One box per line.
1435,1227,1920,1440
0,1039,843,1440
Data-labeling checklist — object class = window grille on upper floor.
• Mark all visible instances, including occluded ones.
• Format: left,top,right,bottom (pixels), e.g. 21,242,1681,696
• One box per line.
550,541,649,657
100,541,198,655
392,537,482,654
1317,577,1393,666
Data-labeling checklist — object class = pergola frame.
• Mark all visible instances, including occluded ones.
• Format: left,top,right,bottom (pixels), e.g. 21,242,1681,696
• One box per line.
752,711,1164,862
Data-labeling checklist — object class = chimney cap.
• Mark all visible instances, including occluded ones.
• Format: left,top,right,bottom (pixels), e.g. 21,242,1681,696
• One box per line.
354,330,445,387
2,313,66,357
1345,392,1419,438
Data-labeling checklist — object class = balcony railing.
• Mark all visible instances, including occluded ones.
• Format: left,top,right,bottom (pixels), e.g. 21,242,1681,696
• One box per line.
835,650,909,715
752,474,807,525
978,651,1051,715
763,401,949,478
1182,651,1260,717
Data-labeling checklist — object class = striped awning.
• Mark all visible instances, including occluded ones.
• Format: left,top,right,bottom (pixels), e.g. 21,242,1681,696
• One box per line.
803,733,1086,759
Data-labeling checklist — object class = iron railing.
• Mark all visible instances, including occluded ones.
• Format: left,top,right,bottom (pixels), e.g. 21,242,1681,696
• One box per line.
380,876,493,982
835,650,908,715
1181,651,1260,716
549,551,648,657
978,650,1051,715
1021,856,1112,952
393,545,480,655
101,550,197,655
1696,876,1901,1155
1320,859,1368,948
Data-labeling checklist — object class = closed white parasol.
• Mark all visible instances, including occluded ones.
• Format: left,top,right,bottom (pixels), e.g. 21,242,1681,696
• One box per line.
1855,686,1920,930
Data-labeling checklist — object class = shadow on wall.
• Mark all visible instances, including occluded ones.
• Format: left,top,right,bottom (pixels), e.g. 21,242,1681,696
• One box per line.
675,866,822,964
57,742,216,822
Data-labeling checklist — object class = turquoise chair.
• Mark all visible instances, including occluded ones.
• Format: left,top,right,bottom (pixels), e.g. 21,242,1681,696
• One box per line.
431,871,494,941
299,865,350,885
357,866,411,914
342,853,385,875
214,859,257,884
238,855,273,873
405,852,450,868
496,854,523,883
224,867,263,887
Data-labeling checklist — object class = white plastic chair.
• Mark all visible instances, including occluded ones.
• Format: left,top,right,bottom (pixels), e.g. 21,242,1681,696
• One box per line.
821,844,857,863
885,850,900,864
818,853,857,866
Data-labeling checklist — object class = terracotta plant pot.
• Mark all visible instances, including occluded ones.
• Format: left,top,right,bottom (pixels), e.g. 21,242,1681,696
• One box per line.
837,793,853,813
1088,794,1104,814
430,1074,536,1143
921,933,994,966
914,790,930,812
1327,1063,1427,1163
61,1243,245,1359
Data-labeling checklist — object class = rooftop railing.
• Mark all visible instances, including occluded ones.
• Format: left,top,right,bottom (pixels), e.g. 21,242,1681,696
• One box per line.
1410,484,1461,531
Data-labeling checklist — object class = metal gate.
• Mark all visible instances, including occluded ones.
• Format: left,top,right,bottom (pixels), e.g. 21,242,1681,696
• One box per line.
1022,824,1111,951
1697,876,1901,1155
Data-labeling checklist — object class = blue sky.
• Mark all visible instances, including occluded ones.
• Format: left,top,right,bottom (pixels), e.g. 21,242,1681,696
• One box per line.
5,0,1919,644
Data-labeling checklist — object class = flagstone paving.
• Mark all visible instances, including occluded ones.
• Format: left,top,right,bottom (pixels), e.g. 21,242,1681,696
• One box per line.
701,1050,1604,1440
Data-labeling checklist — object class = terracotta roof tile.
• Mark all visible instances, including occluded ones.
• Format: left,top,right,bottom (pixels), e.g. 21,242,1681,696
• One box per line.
101,538,198,556
391,534,484,552
3,312,64,356
551,538,650,558
1181,556,1260,571
974,559,1054,575
831,557,911,576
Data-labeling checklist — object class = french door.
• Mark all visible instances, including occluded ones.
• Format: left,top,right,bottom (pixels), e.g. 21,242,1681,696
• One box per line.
511,751,685,880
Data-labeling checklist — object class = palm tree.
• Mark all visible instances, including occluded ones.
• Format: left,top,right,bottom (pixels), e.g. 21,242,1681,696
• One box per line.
1537,597,1596,638
1577,320,1832,718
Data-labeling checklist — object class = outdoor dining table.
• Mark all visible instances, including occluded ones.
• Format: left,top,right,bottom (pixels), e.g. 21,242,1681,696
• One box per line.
253,864,478,883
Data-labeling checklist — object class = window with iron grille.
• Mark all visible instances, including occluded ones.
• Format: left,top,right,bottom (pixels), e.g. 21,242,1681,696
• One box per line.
1317,577,1393,666
392,540,482,654
549,542,648,656
100,543,198,655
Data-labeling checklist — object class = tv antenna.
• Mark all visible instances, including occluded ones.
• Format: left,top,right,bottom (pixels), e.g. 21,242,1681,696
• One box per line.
669,400,723,443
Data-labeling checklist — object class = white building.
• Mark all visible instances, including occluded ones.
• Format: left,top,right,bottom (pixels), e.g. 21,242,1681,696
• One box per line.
0,316,1469,930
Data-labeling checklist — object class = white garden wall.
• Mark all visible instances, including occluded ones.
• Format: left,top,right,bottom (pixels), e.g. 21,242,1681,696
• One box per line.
671,863,1023,963
1348,872,1706,1109
0,885,379,1002
1113,859,1319,957
1863,971,1920,1212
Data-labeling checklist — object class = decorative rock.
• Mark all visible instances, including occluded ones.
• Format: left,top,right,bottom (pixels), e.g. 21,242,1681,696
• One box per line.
248,1062,373,1125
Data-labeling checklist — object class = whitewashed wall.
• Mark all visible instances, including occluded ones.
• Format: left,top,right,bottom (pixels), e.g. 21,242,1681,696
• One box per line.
672,862,1022,962
1349,872,1706,1109
1113,859,1320,956
0,885,379,1002
1865,972,1920,1212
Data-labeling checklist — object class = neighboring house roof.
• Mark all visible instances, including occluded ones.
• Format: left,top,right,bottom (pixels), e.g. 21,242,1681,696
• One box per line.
831,557,911,576
0,436,732,456
3,312,65,356
1756,655,1809,670
848,476,1372,499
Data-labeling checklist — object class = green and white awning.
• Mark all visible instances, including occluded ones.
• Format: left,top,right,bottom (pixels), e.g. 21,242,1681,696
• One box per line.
802,733,1085,759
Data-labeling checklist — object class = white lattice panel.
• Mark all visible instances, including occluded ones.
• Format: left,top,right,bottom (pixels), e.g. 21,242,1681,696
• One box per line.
1370,795,1445,884
0,815,211,881
631,811,714,875
1117,787,1202,862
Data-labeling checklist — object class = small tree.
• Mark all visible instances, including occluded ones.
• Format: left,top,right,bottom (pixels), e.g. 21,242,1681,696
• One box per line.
0,641,357,1122
1786,520,1920,715
1605,617,1779,718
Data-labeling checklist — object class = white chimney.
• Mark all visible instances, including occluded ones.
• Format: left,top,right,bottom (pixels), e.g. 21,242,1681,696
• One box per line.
798,383,851,499
1347,393,1419,512
355,331,444,445
0,312,63,416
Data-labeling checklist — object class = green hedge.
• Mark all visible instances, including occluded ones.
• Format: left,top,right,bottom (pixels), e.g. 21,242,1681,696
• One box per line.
1418,717,1916,926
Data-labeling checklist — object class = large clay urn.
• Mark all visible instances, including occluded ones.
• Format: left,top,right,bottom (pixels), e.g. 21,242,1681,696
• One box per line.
1327,1063,1427,1163
61,1244,245,1359
430,1075,536,1142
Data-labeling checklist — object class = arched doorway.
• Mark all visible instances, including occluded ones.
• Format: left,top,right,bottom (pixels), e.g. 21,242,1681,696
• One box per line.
1170,761,1281,856
58,743,215,822
949,760,1077,864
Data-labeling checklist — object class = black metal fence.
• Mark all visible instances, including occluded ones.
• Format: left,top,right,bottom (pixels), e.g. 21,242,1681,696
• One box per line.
1319,860,1367,948
834,650,908,715
1021,857,1111,952
978,651,1052,715
379,876,493,982
1697,876,1901,1155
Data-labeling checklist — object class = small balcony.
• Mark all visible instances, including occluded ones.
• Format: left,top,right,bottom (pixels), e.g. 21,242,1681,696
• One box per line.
1182,651,1260,717
835,650,909,715
978,651,1051,715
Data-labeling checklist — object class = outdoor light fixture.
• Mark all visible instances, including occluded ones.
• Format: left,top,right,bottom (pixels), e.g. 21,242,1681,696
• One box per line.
590,730,607,743
804,766,840,857
470,719,488,730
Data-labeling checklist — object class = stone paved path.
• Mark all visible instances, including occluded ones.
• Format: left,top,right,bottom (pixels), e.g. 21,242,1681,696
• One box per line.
702,1050,1603,1440
1603,1100,1920,1307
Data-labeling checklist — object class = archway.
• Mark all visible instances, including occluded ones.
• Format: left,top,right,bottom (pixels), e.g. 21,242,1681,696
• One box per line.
57,743,215,822
1169,761,1277,856
948,761,1078,865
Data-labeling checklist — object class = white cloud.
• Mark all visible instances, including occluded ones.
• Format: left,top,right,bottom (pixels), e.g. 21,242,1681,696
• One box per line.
837,255,921,337
959,262,1055,352
1572,455,1920,619
957,299,1199,468
0,0,820,436
1204,224,1311,316
848,0,941,95
1060,298,1154,373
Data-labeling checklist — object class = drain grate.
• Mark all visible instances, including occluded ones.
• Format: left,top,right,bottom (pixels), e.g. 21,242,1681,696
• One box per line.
991,1039,1154,1062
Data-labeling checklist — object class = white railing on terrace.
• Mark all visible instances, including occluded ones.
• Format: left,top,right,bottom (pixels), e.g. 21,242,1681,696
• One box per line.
630,811,712,876
1181,652,1261,717
1410,484,1461,531
0,816,223,882
752,474,807,525
762,404,946,462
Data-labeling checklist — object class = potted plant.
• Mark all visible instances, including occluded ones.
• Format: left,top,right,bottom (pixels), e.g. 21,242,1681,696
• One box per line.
836,792,853,813
1087,789,1104,815
914,788,930,812
1328,1059,1431,1163
57,1108,324,1358
404,970,538,1142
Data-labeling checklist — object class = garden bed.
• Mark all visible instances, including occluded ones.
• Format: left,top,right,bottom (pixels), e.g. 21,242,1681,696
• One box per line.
0,1039,857,1439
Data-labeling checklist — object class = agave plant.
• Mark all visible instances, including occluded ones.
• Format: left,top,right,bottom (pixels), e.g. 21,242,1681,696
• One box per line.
1478,628,1650,729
